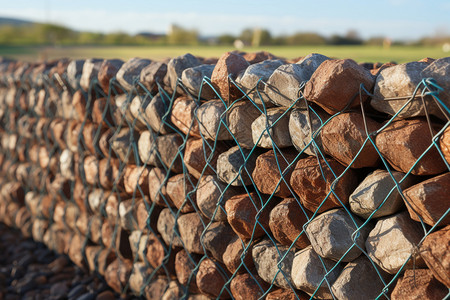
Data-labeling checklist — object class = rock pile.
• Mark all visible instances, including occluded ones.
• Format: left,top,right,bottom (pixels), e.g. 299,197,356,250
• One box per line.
0,53,448,299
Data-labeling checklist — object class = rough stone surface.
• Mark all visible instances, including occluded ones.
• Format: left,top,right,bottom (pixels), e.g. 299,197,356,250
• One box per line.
222,236,254,274
184,138,227,180
252,149,297,197
289,108,329,156
148,167,171,207
375,119,447,175
420,225,450,288
137,130,161,167
269,198,311,249
181,64,216,99
156,208,182,248
217,145,263,186
202,221,236,262
304,59,375,114
157,133,184,173
252,107,292,148
331,256,392,300
440,126,450,164
144,93,174,135
167,53,202,93
266,288,298,300
109,128,139,164
140,61,167,91
66,59,85,89
306,208,371,262
230,273,268,300
123,165,149,195
228,100,262,148
350,169,415,219
252,238,295,289
166,173,197,213
196,258,231,299
80,58,103,92
211,52,250,101
421,57,450,120
130,94,152,129
175,250,201,293
290,156,358,213
295,53,331,77
170,97,201,138
177,212,205,254
391,269,448,300
366,211,425,274
403,172,450,226
116,57,151,91
196,175,241,221
225,192,275,241
197,99,232,140
98,59,124,94
291,246,343,299
236,59,284,105
243,51,278,64
321,112,381,168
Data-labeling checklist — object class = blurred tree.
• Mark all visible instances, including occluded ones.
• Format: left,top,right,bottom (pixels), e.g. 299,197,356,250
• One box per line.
287,32,327,45
167,24,198,45
217,34,236,45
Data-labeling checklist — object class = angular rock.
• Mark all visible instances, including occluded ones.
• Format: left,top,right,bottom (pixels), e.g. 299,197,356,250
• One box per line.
228,100,262,148
143,277,170,300
441,126,450,164
166,53,202,93
421,57,450,120
266,288,298,300
216,145,263,186
306,208,371,262
166,173,197,213
67,59,85,90
123,165,150,196
130,93,152,128
230,273,268,300
296,53,331,76
170,96,201,138
331,256,392,300
252,149,298,198
98,59,124,94
375,119,447,175
140,60,167,92
350,169,415,219
144,93,174,135
366,211,425,274
222,236,254,274
116,57,151,91
177,212,205,254
403,172,450,226
128,262,153,296
202,221,236,262
289,108,330,156
109,128,139,164
80,58,103,92
243,51,278,64
98,158,122,190
148,167,171,207
236,59,284,105
196,175,241,221
119,198,144,231
304,59,375,114
184,138,228,179
269,198,311,249
252,238,295,289
145,233,170,269
321,112,381,168
157,208,183,248
137,130,161,167
211,52,249,101
104,258,133,294
290,156,358,213
197,99,232,140
196,258,231,299
181,64,216,99
128,230,148,262
291,246,343,299
157,133,184,173
175,249,201,293
251,107,292,148
420,225,450,288
391,269,448,300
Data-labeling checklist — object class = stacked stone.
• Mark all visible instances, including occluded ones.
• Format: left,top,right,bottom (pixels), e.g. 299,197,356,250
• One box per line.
0,53,449,300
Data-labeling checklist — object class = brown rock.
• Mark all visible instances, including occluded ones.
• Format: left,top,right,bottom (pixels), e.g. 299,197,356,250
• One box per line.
211,52,249,101
440,126,450,165
83,155,99,186
99,128,115,158
197,99,232,140
290,156,358,213
222,236,254,274
116,57,151,91
104,258,133,294
321,112,381,168
68,234,88,270
98,59,124,94
228,101,262,149
109,128,139,164
202,222,237,262
157,134,184,173
166,173,197,213
98,158,122,190
148,167,172,207
420,225,450,288
403,173,450,226
170,96,201,138
175,249,201,293
230,273,268,300
140,61,167,92
266,288,299,300
304,59,375,114
72,90,87,121
177,212,205,254
184,138,227,179
225,192,276,241
243,51,278,64
251,107,292,148
196,258,232,299
269,198,311,249
252,149,298,198
144,232,170,269
391,269,448,300
375,119,447,175
92,97,115,127
137,130,161,167
123,165,150,196
157,208,183,248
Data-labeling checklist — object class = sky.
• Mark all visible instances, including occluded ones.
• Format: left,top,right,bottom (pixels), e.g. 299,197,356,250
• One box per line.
0,0,449,41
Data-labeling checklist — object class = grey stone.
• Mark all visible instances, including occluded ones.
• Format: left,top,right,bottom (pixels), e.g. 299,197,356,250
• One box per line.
252,238,295,289
202,221,237,262
236,59,284,105
197,99,232,140
157,208,183,248
129,230,148,262
421,57,450,120
167,53,202,92
350,169,415,219
130,94,152,128
289,108,329,156
291,246,343,299
252,107,292,148
116,57,151,92
79,58,103,91
295,53,331,77
119,199,143,231
306,208,371,262
144,277,170,300
129,261,152,296
228,100,263,149
181,64,216,99
366,211,425,274
331,255,392,300
217,145,262,186
144,93,174,135
66,59,85,90
109,128,139,164
137,130,162,167
140,61,167,91
177,212,205,254
157,133,184,173
371,62,431,118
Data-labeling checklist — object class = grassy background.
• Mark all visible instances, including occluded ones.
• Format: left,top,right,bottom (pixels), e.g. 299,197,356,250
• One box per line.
0,45,448,63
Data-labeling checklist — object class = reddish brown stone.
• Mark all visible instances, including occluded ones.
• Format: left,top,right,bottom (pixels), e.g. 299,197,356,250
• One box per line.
85,246,116,276
99,128,116,158
370,62,396,76
145,233,168,269
72,90,87,121
148,167,172,207
175,249,201,293
83,122,106,155
211,52,249,101
230,273,269,300
375,119,447,175
104,258,133,294
403,173,450,226
184,138,227,179
419,57,436,64
304,59,375,114
222,236,254,274
196,258,232,299
92,97,115,127
440,126,450,165
269,198,311,249
83,155,99,186
290,156,358,213
420,225,450,288
391,269,448,300
98,158,122,190
242,51,279,64
252,149,298,197
225,192,276,241
123,165,150,196
166,173,197,213
67,234,88,270
49,118,67,150
266,288,300,300
98,59,124,94
66,120,83,153
170,96,201,138
321,112,381,168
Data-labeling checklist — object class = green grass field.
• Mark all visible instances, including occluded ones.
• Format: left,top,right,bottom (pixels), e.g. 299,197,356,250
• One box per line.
0,45,448,63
